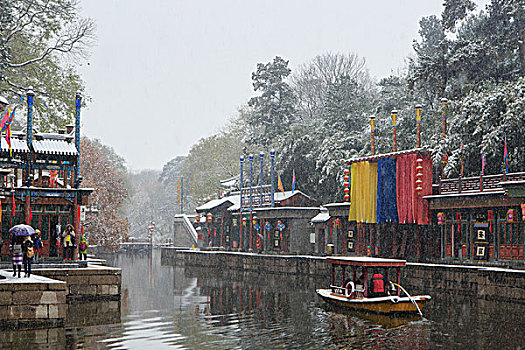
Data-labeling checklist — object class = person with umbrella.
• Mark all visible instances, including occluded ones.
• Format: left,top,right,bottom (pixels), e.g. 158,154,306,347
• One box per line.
10,235,23,278
22,235,34,278
9,224,36,278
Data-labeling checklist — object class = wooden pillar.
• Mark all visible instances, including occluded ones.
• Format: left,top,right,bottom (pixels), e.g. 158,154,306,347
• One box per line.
220,213,224,248
249,212,253,251
370,115,376,155
24,192,30,225
415,105,422,148
397,268,401,296
239,213,243,251
363,268,368,298
391,109,398,152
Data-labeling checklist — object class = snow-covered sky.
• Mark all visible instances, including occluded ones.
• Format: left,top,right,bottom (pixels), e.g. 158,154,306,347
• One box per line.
78,0,489,171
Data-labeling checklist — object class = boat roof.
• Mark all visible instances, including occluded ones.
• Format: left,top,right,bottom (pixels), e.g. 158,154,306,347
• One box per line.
326,256,406,267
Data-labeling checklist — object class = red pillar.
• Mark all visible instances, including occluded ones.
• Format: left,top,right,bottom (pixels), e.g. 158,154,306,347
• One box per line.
73,196,80,260
24,193,30,225
249,212,253,250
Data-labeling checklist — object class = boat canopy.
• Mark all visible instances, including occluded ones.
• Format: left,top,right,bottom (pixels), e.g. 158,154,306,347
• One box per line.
326,256,406,267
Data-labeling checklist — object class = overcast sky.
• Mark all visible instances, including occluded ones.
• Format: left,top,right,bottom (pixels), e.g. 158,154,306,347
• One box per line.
78,0,489,171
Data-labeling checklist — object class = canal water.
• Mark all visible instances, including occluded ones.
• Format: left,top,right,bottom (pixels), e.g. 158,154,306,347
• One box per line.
1,250,525,349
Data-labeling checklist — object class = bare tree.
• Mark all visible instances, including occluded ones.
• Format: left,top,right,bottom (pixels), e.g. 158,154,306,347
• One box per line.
291,52,374,121
2,0,95,71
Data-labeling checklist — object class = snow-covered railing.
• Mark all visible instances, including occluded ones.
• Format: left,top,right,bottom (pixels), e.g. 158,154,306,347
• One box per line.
181,214,198,245
439,172,525,194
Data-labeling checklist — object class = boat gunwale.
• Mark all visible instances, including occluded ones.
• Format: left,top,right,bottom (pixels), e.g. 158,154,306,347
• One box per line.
316,288,431,303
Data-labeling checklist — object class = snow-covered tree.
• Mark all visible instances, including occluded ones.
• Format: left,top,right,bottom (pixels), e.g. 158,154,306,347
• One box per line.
246,56,296,147
291,52,373,122
0,0,94,131
80,138,130,249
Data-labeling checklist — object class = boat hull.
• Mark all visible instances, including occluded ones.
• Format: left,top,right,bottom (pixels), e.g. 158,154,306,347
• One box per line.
316,289,431,315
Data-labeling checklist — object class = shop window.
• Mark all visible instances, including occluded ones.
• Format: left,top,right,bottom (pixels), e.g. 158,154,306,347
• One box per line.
44,205,56,213
1,219,9,240
58,205,70,213
41,215,49,240
60,215,70,228
13,214,23,225
30,216,39,235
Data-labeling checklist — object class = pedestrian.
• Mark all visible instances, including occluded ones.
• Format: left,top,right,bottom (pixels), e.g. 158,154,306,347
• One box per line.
10,235,22,278
22,236,34,278
62,224,75,261
33,230,43,263
79,236,88,260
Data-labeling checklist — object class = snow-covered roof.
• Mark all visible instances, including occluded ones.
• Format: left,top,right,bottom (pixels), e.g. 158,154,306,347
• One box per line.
227,190,314,212
311,208,330,223
0,137,29,153
196,195,240,212
345,148,427,164
32,139,78,155
220,175,239,188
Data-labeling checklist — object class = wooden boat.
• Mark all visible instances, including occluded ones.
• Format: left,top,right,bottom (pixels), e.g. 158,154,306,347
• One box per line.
316,256,431,315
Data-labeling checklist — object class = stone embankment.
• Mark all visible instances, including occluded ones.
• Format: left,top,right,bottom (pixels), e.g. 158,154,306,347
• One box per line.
0,260,121,329
34,265,121,301
0,270,67,328
161,248,525,303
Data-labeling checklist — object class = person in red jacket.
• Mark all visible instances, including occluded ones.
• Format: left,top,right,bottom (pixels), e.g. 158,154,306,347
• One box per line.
370,271,386,297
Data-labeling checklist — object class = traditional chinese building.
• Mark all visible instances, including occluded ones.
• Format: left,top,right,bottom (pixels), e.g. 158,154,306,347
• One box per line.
195,190,318,253
0,90,92,260
336,104,525,264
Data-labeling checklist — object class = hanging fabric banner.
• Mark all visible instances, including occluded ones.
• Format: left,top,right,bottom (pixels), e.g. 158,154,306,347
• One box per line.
377,157,398,223
396,154,432,224
349,161,377,223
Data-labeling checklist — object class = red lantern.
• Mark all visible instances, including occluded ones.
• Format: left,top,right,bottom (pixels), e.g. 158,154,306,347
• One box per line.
415,157,424,194
344,169,350,175
507,209,515,223
207,213,213,223
242,217,247,226
195,213,200,223
521,204,525,221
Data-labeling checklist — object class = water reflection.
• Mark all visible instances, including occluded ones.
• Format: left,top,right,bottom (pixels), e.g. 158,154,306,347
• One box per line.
2,251,525,349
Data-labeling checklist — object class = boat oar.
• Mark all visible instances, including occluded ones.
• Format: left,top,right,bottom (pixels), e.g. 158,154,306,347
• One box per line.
390,282,423,317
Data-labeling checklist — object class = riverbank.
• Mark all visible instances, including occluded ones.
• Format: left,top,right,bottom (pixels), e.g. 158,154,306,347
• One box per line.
161,248,525,303
0,259,121,329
